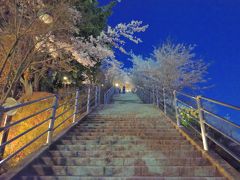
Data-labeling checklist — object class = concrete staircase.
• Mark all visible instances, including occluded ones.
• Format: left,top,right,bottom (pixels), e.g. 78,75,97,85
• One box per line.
12,93,227,179
13,115,226,179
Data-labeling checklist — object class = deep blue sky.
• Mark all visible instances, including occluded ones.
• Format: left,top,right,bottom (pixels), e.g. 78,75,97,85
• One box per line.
100,0,240,107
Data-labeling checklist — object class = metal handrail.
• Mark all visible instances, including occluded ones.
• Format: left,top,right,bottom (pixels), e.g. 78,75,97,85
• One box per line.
0,85,101,167
179,113,201,134
137,86,240,164
53,113,75,130
175,91,196,100
204,121,240,146
104,86,116,104
177,107,199,123
206,134,240,162
3,95,55,112
0,129,49,165
0,117,52,148
176,99,196,110
202,108,240,129
54,103,75,120
201,96,240,111
57,99,75,109
0,106,53,132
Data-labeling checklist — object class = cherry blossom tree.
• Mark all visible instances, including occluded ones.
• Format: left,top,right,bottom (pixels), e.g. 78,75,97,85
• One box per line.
130,41,209,94
0,0,148,104
100,21,149,54
0,0,79,104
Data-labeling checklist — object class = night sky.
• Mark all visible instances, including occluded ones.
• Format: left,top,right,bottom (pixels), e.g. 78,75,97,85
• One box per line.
99,0,240,107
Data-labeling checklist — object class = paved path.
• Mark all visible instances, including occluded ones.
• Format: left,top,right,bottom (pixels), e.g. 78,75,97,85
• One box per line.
97,93,162,118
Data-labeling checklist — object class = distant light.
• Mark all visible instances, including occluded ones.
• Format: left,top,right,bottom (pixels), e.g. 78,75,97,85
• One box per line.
101,84,104,87
39,14,53,24
63,76,68,80
115,83,119,87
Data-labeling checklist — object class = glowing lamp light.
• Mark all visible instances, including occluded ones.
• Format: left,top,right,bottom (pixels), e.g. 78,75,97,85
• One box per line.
39,14,53,24
63,76,68,80
115,83,119,87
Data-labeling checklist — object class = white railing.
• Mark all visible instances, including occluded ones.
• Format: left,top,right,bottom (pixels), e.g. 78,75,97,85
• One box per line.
104,86,117,104
137,86,240,166
0,85,101,168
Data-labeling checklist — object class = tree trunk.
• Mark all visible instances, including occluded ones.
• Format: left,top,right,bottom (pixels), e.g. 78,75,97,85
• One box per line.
33,74,40,92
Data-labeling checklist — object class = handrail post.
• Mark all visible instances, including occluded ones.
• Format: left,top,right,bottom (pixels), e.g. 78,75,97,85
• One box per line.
142,89,146,104
148,89,151,103
152,87,155,105
73,89,80,124
146,89,148,103
196,96,208,151
87,87,91,114
104,92,106,105
173,90,180,126
95,86,98,107
0,106,4,126
46,95,58,145
104,87,114,105
156,89,159,108
0,108,12,160
163,88,167,114
98,86,101,105
142,90,145,103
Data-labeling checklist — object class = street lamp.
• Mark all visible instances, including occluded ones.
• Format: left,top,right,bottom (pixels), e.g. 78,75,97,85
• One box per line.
115,83,119,87
39,14,53,24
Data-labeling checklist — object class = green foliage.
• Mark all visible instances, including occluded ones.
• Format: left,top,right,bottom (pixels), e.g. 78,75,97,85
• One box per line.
75,0,116,37
40,0,116,90
179,108,199,127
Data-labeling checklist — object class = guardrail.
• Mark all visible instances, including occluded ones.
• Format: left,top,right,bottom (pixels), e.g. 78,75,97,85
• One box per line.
104,87,117,104
0,85,101,169
137,86,240,168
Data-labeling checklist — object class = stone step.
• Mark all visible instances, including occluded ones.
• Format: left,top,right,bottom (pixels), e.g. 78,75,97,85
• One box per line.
78,124,174,129
82,123,169,126
63,135,185,140
36,157,210,166
79,122,170,126
87,117,166,119
76,127,175,131
60,139,190,146
24,165,219,177
76,127,176,131
66,132,181,137
51,144,195,151
46,150,201,158
80,119,166,122
18,176,227,180
79,121,170,125
19,176,227,180
87,116,163,118
72,129,178,133
76,124,174,129
12,99,227,180
81,118,167,121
